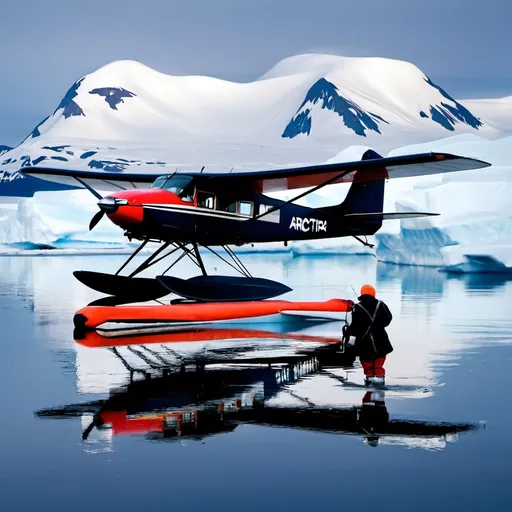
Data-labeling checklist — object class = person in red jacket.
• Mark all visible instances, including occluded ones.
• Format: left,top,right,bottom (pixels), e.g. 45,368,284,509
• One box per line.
346,284,393,386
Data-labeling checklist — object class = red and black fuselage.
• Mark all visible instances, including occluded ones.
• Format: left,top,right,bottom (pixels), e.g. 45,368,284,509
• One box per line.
101,171,385,245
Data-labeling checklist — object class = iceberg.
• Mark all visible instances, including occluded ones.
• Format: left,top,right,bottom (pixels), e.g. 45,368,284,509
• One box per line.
0,189,127,251
440,245,512,274
376,135,512,270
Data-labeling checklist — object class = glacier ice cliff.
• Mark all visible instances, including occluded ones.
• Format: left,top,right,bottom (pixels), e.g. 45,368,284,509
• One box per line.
375,135,512,272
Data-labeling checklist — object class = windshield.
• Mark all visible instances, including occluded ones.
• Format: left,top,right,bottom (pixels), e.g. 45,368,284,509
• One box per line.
151,176,168,189
151,174,195,201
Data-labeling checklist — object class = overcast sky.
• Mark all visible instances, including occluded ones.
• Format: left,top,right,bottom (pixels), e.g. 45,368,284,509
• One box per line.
1,0,510,146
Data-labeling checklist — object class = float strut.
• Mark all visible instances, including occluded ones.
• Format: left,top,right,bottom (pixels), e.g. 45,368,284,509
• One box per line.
115,238,149,276
193,242,207,276
128,241,171,278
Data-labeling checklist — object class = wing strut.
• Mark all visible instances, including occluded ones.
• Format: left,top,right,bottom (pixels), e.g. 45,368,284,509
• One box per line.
74,177,103,200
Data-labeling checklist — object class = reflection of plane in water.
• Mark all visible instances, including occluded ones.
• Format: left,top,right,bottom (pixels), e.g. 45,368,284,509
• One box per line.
74,323,343,348
37,330,478,449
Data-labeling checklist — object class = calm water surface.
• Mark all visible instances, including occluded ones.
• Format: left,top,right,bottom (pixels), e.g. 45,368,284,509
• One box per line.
0,253,511,511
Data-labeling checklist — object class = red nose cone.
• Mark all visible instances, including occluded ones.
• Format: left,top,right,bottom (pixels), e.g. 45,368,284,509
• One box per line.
103,188,192,229
107,204,144,227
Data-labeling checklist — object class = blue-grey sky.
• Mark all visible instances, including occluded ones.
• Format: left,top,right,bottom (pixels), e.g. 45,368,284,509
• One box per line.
1,0,510,146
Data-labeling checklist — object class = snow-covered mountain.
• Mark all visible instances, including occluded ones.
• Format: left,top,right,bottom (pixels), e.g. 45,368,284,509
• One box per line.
1,53,507,193
25,55,491,146
277,56,486,139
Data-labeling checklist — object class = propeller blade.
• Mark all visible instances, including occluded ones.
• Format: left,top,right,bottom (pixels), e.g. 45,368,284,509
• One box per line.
89,210,105,231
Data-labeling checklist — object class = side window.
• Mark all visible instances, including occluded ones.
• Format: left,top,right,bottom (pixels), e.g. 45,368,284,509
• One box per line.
259,204,280,223
198,192,215,209
238,201,254,216
217,199,254,216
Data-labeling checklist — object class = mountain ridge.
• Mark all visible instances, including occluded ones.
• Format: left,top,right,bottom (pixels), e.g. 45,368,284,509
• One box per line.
0,53,510,198
22,53,495,145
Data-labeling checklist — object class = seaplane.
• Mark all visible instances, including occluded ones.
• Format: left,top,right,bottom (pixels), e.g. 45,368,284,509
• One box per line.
22,149,490,329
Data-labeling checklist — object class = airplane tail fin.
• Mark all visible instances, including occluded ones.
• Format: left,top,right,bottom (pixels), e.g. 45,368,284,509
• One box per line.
320,149,438,235
341,149,386,216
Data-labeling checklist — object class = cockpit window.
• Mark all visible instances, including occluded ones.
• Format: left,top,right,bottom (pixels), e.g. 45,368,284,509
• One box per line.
151,176,168,189
151,174,195,202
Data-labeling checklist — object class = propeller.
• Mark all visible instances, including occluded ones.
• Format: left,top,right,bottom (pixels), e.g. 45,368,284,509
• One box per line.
74,179,127,231
89,210,105,231
88,197,125,230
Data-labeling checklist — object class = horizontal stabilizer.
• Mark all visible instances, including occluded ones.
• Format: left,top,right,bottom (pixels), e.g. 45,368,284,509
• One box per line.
343,212,439,220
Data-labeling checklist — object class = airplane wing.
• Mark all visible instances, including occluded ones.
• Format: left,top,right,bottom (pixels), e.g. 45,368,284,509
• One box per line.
21,151,491,194
206,152,491,193
19,167,161,193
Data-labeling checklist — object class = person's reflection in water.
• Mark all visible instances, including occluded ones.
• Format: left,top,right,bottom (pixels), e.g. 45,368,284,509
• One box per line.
358,390,389,447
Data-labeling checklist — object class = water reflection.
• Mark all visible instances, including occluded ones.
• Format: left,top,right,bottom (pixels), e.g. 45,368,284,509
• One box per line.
2,254,512,509
378,262,446,297
36,329,478,453
444,271,512,291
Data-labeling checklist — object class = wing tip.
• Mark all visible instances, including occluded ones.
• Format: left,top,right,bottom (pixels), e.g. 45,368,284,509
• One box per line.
431,152,492,169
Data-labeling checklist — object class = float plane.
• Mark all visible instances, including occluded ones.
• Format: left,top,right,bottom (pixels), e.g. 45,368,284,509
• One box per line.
23,150,490,326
